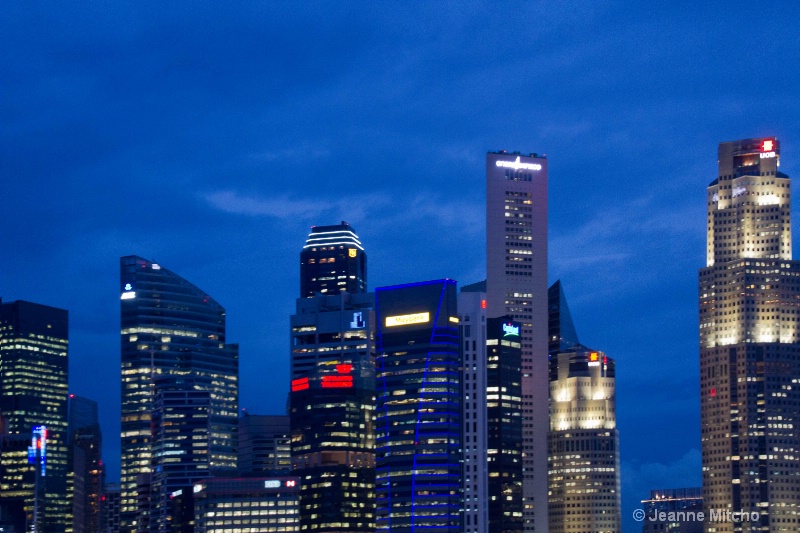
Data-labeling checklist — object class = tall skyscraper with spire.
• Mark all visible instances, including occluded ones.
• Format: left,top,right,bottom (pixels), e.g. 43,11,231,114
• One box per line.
119,256,238,533
699,137,800,532
485,151,548,532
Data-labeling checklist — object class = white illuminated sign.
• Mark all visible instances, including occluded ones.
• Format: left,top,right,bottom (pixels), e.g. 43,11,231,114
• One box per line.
171,489,183,498
264,480,280,488
193,484,203,494
495,156,542,171
124,283,133,291
120,292,136,300
350,312,365,329
385,312,430,327
760,152,776,159
502,323,520,336
588,361,600,367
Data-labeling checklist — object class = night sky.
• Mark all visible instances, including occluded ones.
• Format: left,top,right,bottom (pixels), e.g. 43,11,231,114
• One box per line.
2,2,799,531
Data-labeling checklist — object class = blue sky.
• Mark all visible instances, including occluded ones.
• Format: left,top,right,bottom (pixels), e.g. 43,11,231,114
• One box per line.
2,2,799,531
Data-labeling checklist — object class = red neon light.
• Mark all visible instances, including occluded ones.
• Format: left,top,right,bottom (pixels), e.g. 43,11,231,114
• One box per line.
762,140,774,152
481,299,486,309
710,387,716,397
291,377,309,392
286,480,296,487
321,375,353,388
336,364,353,374
603,356,608,365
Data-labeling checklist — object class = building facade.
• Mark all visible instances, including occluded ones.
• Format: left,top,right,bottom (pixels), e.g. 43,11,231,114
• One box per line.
548,347,621,533
300,222,367,298
69,396,103,533
238,414,291,476
641,488,703,533
375,280,461,532
485,151,548,532
0,299,70,533
699,137,800,532
119,256,239,532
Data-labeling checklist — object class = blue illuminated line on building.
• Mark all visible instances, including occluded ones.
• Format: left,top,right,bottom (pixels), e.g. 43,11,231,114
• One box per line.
375,279,461,533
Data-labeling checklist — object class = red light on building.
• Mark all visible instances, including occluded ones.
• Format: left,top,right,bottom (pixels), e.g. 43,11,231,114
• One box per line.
481,299,487,309
321,375,353,388
336,364,353,374
710,387,716,397
763,140,774,152
291,377,309,392
286,480,297,487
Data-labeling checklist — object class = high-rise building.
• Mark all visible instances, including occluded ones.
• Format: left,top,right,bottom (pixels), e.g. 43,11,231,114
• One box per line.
69,395,103,533
238,414,291,476
171,476,301,533
548,346,621,533
458,283,523,533
99,483,121,533
548,280,580,355
0,299,70,533
150,376,214,533
485,151,548,532
641,488,703,533
119,256,239,532
300,222,367,298
699,137,800,532
375,280,461,532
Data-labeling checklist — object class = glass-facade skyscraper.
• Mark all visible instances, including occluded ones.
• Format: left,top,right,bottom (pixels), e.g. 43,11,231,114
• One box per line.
0,299,69,533
375,280,461,533
119,256,238,533
485,151,548,533
300,222,367,298
699,138,800,532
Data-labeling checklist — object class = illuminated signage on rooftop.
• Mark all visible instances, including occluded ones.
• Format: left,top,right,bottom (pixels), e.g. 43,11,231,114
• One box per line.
495,156,542,171
264,480,281,488
502,323,520,336
760,151,776,159
588,352,600,367
762,140,774,152
385,312,430,327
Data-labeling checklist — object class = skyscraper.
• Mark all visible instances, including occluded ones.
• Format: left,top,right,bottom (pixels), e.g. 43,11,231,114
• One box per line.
69,395,103,533
0,299,70,533
300,222,367,298
375,280,461,533
547,346,620,533
699,137,800,532
119,256,239,532
291,224,376,532
485,151,548,532
238,414,291,476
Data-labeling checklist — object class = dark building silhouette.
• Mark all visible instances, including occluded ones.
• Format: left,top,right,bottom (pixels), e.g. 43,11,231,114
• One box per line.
69,395,103,533
0,299,69,533
238,414,291,476
300,222,367,298
119,256,238,532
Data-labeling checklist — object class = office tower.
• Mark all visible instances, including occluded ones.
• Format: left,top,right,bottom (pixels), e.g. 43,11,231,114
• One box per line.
641,488,703,533
459,286,489,533
290,359,375,532
289,293,376,532
699,137,800,532
150,376,214,533
69,395,103,533
99,483,121,533
290,292,375,380
119,256,239,533
459,283,524,533
486,317,523,533
485,151,548,532
375,280,461,532
238,414,291,476
548,281,580,355
0,299,69,533
300,222,367,297
548,346,621,533
171,476,300,532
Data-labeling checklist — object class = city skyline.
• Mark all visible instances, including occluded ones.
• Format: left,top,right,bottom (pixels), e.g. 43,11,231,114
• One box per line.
3,3,800,532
